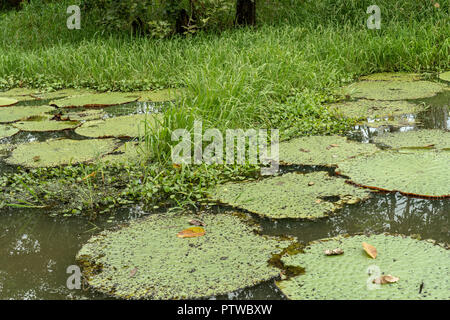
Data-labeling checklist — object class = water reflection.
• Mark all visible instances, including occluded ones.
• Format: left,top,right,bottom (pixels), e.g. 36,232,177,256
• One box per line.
259,193,450,244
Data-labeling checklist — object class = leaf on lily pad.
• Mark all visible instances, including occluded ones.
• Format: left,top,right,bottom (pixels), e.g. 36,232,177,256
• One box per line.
373,275,399,284
324,248,344,256
362,242,377,259
0,97,19,107
177,227,206,238
189,219,206,227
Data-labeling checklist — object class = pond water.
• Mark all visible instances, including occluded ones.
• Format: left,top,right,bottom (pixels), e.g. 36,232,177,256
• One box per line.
0,90,448,300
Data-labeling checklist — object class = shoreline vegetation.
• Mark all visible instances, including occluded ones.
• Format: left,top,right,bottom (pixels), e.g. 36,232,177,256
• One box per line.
0,0,448,217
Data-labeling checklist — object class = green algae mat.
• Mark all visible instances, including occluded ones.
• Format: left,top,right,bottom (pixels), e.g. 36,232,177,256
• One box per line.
439,71,450,82
336,150,450,198
50,92,139,108
345,80,444,100
5,138,119,168
0,125,19,139
329,100,422,120
276,234,449,300
279,135,379,166
75,114,157,138
76,213,292,299
209,172,371,219
0,105,55,123
374,130,450,150
12,115,80,132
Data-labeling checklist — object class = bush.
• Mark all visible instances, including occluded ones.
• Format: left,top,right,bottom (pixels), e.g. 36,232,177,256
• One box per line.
80,0,236,37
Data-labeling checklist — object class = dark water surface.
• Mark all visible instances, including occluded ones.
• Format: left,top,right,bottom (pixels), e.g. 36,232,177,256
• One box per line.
0,90,448,300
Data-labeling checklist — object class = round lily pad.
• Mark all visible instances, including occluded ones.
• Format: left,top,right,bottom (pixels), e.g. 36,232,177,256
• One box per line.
64,109,106,121
0,88,37,102
50,93,139,108
279,135,379,166
209,172,371,219
5,138,119,168
126,88,183,102
438,71,450,82
0,125,19,139
76,213,291,299
363,116,417,128
346,81,444,100
0,144,13,156
374,130,450,150
330,100,422,120
32,88,94,100
12,115,80,132
0,97,19,107
336,150,450,198
276,234,449,300
0,105,55,124
75,114,157,138
100,141,146,165
359,73,422,81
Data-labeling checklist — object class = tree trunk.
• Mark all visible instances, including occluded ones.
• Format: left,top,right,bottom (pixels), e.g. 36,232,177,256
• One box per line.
175,9,190,34
236,0,256,26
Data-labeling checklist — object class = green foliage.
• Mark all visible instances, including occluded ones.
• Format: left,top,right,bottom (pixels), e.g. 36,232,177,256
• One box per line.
80,0,236,36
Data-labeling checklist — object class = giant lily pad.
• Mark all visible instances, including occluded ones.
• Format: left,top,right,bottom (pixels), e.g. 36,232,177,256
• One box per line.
359,73,422,82
5,138,119,168
0,144,12,156
50,93,139,108
64,109,106,121
439,71,450,82
0,125,19,139
374,130,450,150
345,81,444,100
209,172,371,219
0,97,19,107
0,88,37,102
12,115,80,132
32,88,94,100
76,213,292,299
100,141,147,165
0,105,55,123
276,234,449,300
75,114,157,138
279,135,379,166
336,150,450,198
330,100,422,120
126,88,183,102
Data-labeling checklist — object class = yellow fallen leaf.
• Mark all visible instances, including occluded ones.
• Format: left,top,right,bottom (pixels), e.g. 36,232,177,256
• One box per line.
362,242,377,259
177,226,205,238
373,275,399,284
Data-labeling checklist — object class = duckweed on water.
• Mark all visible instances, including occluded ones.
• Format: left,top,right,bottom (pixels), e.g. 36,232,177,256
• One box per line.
76,213,293,299
278,135,379,166
276,234,449,300
209,172,371,219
